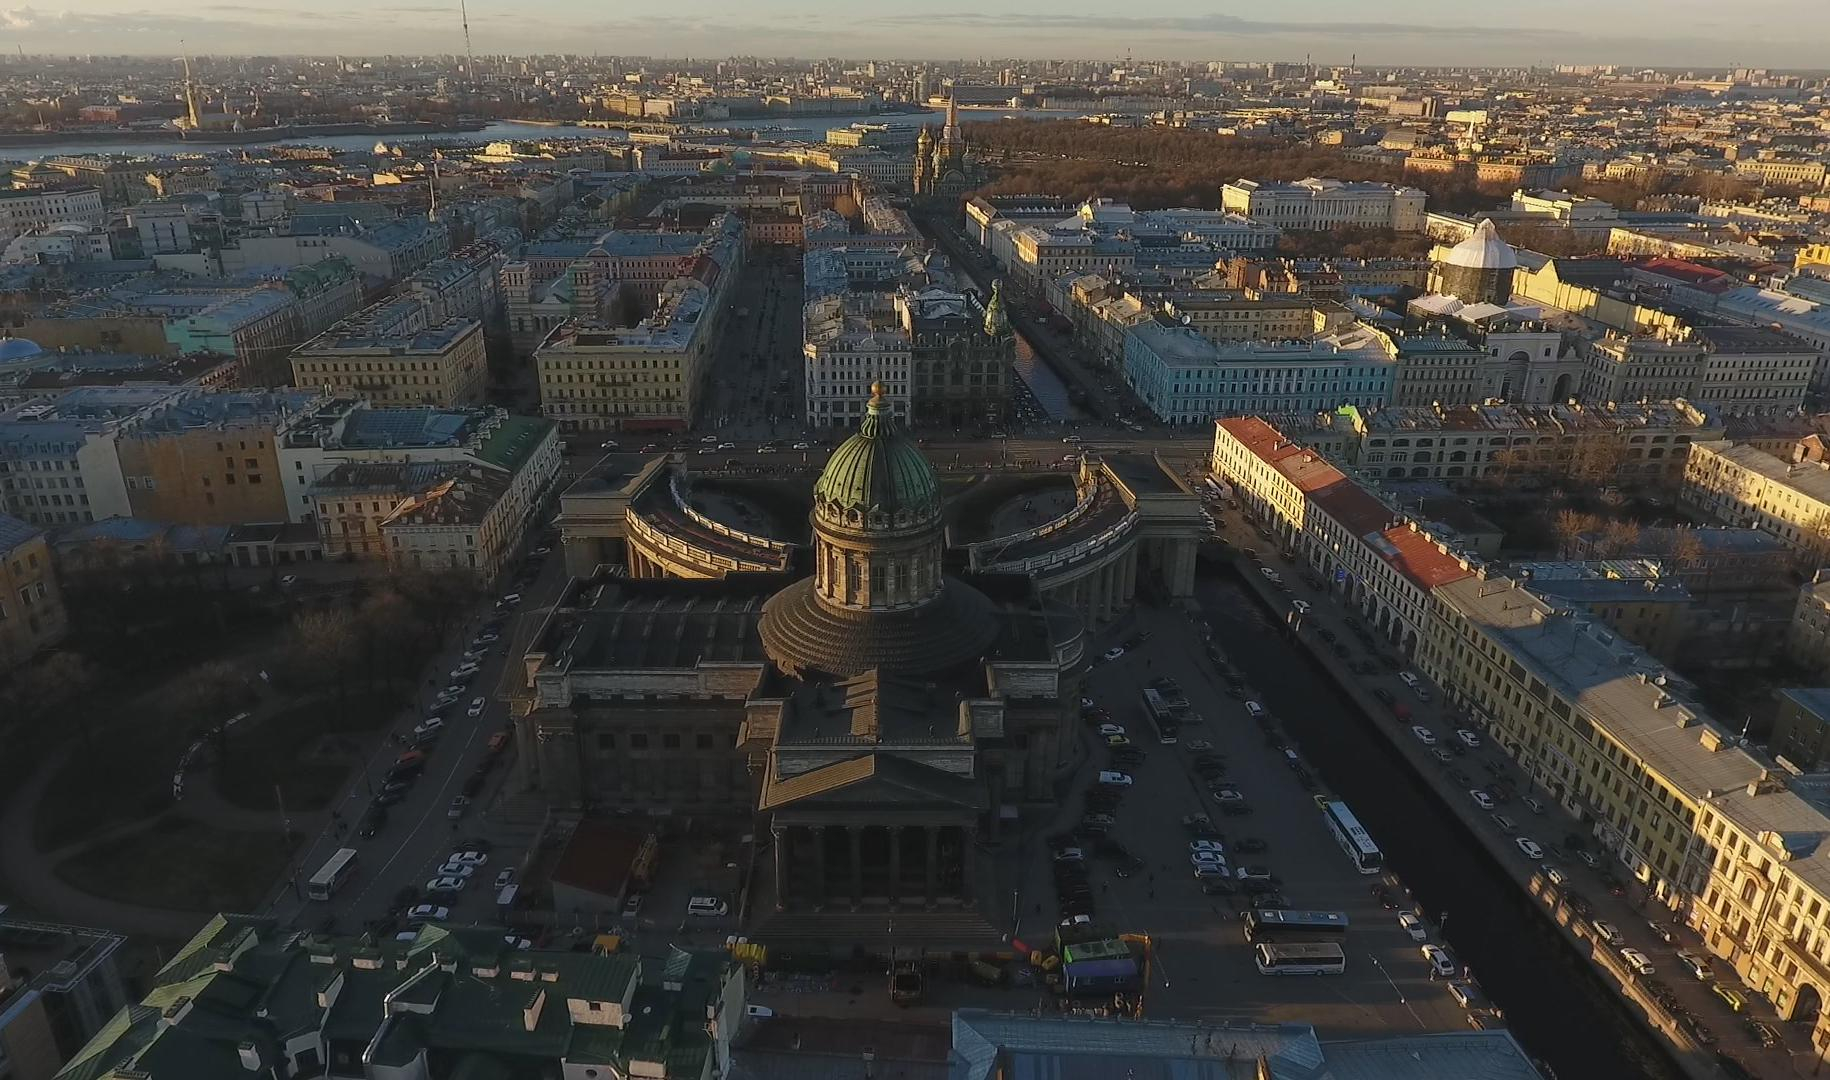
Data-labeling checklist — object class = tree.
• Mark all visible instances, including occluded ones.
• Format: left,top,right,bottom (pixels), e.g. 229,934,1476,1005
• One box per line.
1666,529,1708,591
1598,519,1643,558
1553,509,1603,558
288,608,358,700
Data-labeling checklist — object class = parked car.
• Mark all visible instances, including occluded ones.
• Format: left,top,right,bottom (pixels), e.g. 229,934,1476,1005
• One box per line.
405,904,449,924
1096,771,1133,787
1398,911,1428,940
1619,947,1656,976
1515,837,1545,860
1591,920,1625,946
424,876,466,894
686,896,728,918
1421,944,1457,977
468,696,487,718
1456,729,1482,748
1410,725,1437,746
1469,789,1496,811
493,869,514,889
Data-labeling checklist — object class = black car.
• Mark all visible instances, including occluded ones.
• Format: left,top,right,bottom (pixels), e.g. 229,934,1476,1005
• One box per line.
357,808,388,838
372,789,405,808
1233,837,1268,854
1370,883,1398,909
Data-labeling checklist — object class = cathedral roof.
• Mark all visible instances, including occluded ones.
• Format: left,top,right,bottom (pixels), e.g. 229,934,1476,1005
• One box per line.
1442,218,1518,271
812,383,940,531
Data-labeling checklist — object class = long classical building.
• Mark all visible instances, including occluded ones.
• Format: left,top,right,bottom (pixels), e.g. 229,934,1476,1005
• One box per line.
1215,413,1830,1047
1682,440,1830,560
1220,177,1428,232
513,394,1203,936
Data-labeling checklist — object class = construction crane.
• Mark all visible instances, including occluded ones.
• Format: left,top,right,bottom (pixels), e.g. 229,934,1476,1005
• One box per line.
458,0,476,85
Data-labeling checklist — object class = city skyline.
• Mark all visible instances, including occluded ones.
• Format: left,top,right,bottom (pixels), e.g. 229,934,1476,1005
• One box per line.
4,0,1830,69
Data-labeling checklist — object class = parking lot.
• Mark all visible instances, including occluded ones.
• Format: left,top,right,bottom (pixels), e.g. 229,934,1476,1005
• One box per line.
1007,606,1476,1035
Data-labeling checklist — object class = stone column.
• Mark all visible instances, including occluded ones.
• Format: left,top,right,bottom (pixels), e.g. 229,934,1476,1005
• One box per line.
810,825,827,911
889,826,903,909
771,825,787,911
848,826,864,910
924,825,940,909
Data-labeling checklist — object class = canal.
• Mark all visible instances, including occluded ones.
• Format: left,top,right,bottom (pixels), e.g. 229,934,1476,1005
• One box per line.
1197,571,1679,1080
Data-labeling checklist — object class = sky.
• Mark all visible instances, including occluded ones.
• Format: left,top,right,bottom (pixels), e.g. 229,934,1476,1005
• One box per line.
4,0,1830,70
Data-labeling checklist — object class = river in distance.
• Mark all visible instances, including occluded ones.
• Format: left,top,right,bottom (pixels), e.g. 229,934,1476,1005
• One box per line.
0,109,1088,162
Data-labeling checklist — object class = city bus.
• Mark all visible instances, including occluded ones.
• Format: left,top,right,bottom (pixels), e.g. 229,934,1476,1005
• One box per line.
1320,800,1384,875
1241,909,1350,944
306,847,359,901
1254,942,1347,975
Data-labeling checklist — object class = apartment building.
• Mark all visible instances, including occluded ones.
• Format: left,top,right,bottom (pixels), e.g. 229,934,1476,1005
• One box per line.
533,218,742,435
1210,416,1472,652
1220,177,1427,232
1682,441,1830,560
230,215,451,286
0,187,105,248
1124,321,1394,424
1386,331,1494,408
291,310,487,408
1770,689,1830,771
1786,572,1830,681
380,465,516,578
0,515,67,672
1416,572,1830,1038
1342,400,1719,485
1161,292,1316,343
0,908,128,1080
0,386,184,527
802,291,911,428
111,388,323,526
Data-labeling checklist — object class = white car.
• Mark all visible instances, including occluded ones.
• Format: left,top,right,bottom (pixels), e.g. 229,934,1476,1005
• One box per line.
599,440,620,450
1592,920,1625,946
446,795,470,820
468,697,486,718
1398,912,1428,940
1398,671,1420,688
1291,599,1311,615
279,574,297,588
1515,837,1545,860
792,441,813,450
1053,847,1085,862
1410,725,1437,746
413,717,445,738
405,904,449,923
503,936,532,950
1259,567,1281,582
448,850,487,867
1545,866,1570,887
1244,701,1266,720
686,896,728,918
700,435,718,443
494,869,515,889
1421,943,1457,977
1470,789,1495,811
1619,947,1655,976
1097,724,1126,738
1186,739,1213,752
435,862,476,878
1189,851,1227,870
1101,646,1125,661
497,593,522,607
449,666,478,682
1096,771,1133,787
1456,728,1482,748
425,876,466,894
1189,839,1226,856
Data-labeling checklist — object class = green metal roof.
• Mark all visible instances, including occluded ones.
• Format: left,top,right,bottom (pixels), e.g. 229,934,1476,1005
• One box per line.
475,414,557,475
812,387,939,526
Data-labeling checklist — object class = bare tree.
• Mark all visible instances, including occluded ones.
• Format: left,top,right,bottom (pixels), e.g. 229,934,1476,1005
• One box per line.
1598,519,1643,558
1553,509,1602,558
289,608,358,700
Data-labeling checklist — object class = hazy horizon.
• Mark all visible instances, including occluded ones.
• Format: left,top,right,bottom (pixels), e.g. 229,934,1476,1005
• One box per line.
3,0,1830,70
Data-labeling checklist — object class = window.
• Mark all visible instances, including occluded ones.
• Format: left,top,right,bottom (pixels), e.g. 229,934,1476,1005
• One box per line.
697,733,715,750
629,733,648,749
663,733,681,749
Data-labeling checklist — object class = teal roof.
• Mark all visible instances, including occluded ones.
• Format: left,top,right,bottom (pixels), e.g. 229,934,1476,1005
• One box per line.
475,414,556,475
812,385,939,528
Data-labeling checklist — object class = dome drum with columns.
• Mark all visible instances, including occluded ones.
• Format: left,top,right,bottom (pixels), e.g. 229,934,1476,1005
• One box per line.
762,382,999,677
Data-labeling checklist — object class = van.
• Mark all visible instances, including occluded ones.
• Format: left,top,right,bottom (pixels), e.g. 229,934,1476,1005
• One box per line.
687,896,729,918
1282,748,1301,768
1244,701,1266,720
1492,813,1518,835
1712,984,1746,1012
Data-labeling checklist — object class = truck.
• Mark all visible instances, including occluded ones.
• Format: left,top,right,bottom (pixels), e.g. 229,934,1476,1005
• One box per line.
890,948,925,1005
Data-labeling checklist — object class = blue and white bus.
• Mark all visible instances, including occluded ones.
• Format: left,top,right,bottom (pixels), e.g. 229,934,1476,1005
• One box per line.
1321,800,1384,875
1241,908,1350,944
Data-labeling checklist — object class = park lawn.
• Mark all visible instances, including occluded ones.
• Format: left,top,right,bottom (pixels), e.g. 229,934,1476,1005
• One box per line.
215,693,403,815
34,705,200,852
56,818,298,913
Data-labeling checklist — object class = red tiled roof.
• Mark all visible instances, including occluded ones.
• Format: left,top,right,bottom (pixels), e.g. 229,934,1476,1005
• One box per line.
1217,417,1311,468
1309,480,1391,536
1374,524,1473,591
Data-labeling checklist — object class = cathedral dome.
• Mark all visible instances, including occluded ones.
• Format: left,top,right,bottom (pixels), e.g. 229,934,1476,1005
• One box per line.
1442,218,1518,271
813,384,940,532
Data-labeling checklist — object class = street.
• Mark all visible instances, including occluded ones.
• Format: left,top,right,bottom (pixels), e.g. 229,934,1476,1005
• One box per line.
264,537,574,936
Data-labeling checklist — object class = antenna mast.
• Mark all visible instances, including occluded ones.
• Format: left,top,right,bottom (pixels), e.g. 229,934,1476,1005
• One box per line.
180,42,202,130
458,0,476,86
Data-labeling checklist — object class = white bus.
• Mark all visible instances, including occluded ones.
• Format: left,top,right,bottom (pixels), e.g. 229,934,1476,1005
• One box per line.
1254,942,1347,975
306,847,359,901
1320,800,1384,875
